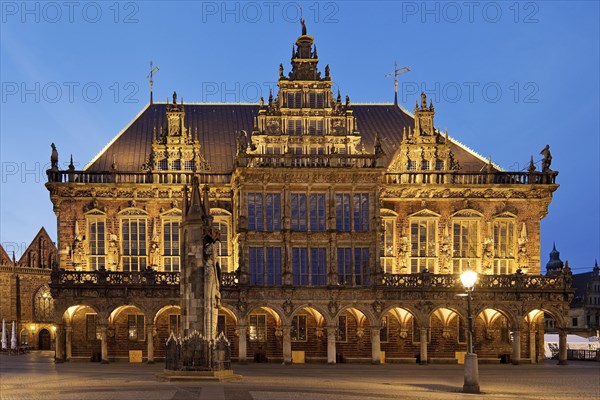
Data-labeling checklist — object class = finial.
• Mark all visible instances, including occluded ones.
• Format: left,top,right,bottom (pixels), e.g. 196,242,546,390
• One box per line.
429,99,434,110
279,63,284,77
528,156,536,173
421,92,427,109
414,99,419,113
172,91,177,104
268,89,273,104
292,44,295,59
300,17,307,36
68,155,74,170
337,89,341,103
345,95,350,107
313,44,318,58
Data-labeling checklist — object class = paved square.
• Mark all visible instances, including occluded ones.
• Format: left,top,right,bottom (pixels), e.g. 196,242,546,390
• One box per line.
1,352,598,399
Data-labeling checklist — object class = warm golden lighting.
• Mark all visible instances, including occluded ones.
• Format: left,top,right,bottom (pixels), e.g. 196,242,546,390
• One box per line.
460,270,478,290
29,324,36,331
51,326,56,332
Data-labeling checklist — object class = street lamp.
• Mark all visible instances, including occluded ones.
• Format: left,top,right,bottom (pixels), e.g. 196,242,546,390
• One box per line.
460,269,480,394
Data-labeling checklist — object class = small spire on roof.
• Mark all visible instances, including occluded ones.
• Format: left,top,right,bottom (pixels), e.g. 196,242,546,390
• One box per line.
337,89,341,103
421,92,427,110
528,156,536,173
172,91,177,104
68,155,74,170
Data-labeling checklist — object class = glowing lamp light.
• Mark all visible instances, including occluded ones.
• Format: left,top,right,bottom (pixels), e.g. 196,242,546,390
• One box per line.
460,270,478,290
51,326,57,332
29,324,36,331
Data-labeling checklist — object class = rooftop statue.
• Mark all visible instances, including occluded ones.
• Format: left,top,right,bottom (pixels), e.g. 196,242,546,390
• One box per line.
540,145,552,172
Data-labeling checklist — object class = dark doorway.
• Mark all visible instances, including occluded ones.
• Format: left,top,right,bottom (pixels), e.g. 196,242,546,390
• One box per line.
39,329,51,350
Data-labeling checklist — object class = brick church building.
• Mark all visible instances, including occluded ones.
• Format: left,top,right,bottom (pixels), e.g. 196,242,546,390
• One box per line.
40,25,573,365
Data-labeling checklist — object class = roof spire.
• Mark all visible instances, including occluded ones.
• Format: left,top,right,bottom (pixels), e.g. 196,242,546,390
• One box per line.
146,61,159,105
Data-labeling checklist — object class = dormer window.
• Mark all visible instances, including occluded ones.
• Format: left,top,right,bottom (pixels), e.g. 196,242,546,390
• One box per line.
287,120,303,135
287,92,302,108
309,92,324,108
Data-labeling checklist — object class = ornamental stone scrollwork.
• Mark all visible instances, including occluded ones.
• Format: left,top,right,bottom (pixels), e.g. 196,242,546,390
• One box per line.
372,300,384,315
282,299,293,316
327,300,339,316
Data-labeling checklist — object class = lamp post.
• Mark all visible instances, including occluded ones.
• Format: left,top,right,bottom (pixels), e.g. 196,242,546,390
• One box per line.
460,270,480,394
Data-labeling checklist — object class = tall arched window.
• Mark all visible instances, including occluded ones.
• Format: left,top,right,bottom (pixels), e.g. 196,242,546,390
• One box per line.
163,219,180,272
33,285,54,322
451,210,482,273
493,215,516,274
408,210,440,273
119,209,148,272
380,209,398,274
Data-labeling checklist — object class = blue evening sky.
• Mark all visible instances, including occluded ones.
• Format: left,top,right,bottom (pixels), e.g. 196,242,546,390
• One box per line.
0,1,598,272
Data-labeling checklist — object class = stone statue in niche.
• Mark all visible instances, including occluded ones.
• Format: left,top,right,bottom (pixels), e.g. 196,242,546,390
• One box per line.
397,236,409,273
481,238,494,272
106,234,119,270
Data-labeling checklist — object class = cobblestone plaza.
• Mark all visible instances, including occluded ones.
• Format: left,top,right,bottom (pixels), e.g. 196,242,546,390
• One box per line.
1,352,598,400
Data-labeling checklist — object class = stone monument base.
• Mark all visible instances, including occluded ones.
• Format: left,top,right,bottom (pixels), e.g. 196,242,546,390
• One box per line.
157,369,242,382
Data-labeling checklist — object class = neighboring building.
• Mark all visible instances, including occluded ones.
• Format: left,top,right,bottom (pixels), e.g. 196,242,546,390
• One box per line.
0,228,57,350
569,261,600,337
45,25,573,365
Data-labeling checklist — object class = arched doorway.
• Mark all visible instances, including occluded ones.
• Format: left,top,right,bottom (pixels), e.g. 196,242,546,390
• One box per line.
39,329,51,350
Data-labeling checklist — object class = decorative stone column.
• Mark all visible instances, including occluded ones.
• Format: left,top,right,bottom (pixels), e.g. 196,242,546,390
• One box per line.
238,325,247,364
511,329,521,365
282,326,292,364
65,325,72,361
529,330,536,363
419,328,428,365
326,326,337,364
147,323,155,364
558,329,568,365
370,327,381,364
54,323,65,363
100,325,109,364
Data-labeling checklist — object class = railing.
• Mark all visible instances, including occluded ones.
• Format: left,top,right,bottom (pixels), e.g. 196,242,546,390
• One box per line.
51,269,179,286
46,170,231,185
567,349,599,361
50,269,569,291
385,171,558,185
238,153,380,169
381,272,570,290
221,272,238,288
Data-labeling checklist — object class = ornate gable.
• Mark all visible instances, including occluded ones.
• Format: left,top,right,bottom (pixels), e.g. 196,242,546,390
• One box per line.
143,92,210,173
17,227,57,269
387,93,458,174
0,244,12,266
240,20,382,168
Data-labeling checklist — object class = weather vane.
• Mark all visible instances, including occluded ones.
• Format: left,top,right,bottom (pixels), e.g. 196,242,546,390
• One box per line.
147,61,159,104
385,61,410,106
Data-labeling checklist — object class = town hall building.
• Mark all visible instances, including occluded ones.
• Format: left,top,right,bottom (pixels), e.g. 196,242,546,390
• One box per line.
40,24,573,365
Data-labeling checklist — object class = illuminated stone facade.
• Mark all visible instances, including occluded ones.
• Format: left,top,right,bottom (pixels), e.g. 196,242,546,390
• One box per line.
0,228,57,350
44,26,573,365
